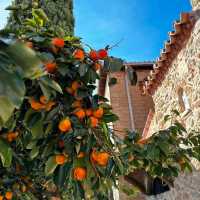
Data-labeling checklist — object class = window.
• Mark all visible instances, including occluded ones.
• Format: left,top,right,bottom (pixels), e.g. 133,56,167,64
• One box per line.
177,88,191,118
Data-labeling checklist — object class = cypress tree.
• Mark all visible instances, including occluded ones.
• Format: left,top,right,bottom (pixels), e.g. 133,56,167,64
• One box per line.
6,0,74,36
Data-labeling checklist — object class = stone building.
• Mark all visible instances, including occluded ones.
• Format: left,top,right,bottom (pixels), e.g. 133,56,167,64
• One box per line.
99,1,200,200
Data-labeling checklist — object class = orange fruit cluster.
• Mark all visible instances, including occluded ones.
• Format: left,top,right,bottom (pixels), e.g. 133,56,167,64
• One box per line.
65,81,81,97
58,118,72,133
6,132,19,143
73,106,104,128
0,191,13,200
73,167,87,181
29,96,55,111
89,49,108,61
91,151,110,166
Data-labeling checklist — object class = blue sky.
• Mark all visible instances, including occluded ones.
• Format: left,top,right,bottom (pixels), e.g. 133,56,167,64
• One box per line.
0,0,191,61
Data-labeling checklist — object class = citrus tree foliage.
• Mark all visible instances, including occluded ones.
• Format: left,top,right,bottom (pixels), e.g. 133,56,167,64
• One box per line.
0,8,125,200
1,5,200,200
6,0,74,36
121,113,200,187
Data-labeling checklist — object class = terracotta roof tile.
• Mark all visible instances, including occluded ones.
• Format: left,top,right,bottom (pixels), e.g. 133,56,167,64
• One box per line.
142,12,196,96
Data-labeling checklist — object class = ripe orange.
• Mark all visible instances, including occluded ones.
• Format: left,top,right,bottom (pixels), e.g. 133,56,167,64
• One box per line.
96,152,110,166
73,49,85,61
90,117,99,128
29,98,45,110
73,167,87,181
91,150,99,163
77,152,85,158
65,87,74,95
5,191,13,200
98,49,108,59
52,38,65,48
40,95,48,104
89,50,99,61
85,108,92,117
45,62,57,73
93,107,104,119
55,155,67,165
72,100,82,108
58,118,72,132
7,132,19,143
94,63,101,71
74,109,86,120
71,81,80,91
45,101,56,111
0,195,3,200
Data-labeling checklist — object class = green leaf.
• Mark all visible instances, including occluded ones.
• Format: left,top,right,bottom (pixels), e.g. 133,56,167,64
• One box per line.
0,66,25,108
39,76,63,94
0,96,15,124
104,57,123,72
102,113,119,123
30,146,39,159
54,164,71,188
30,119,44,139
5,42,43,78
79,63,88,77
0,139,12,167
45,156,58,176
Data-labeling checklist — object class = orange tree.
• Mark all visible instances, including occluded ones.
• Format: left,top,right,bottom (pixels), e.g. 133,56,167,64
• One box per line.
1,7,200,200
0,9,125,200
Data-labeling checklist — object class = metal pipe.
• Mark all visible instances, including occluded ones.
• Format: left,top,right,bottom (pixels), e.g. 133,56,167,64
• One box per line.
125,66,135,131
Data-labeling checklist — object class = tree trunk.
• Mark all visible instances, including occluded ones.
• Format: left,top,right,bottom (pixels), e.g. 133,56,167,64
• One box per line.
6,0,74,36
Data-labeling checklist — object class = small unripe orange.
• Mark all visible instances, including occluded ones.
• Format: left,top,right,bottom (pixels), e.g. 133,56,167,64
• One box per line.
73,167,87,181
55,155,67,165
5,191,13,200
74,109,86,120
93,107,104,119
90,117,99,128
58,118,71,132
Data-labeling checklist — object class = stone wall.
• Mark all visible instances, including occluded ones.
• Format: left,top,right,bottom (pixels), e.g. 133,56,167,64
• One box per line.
147,10,200,200
149,14,200,135
146,171,200,200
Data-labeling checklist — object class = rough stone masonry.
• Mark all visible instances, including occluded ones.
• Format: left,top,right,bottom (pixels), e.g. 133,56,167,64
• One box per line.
146,1,200,200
